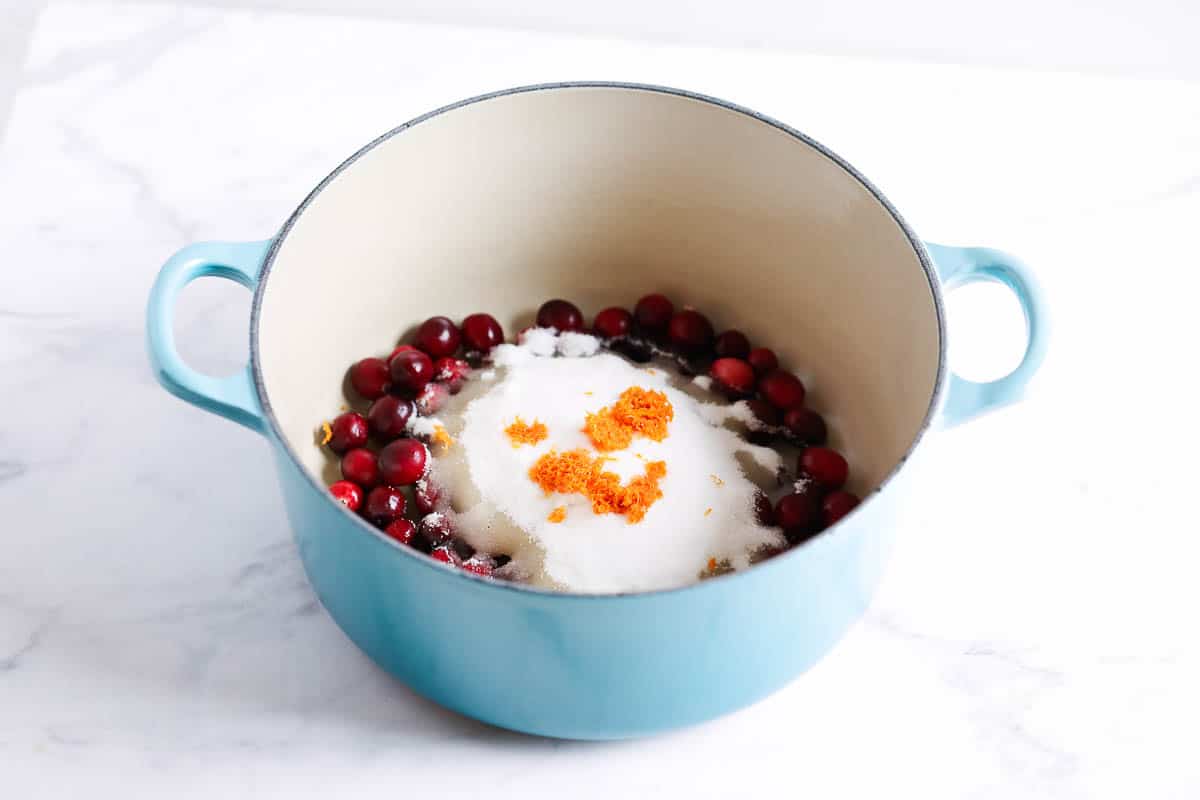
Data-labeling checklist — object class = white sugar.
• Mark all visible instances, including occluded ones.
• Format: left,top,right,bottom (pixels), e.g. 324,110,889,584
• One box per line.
406,415,441,438
556,331,601,358
692,375,713,391
428,351,783,593
517,326,558,357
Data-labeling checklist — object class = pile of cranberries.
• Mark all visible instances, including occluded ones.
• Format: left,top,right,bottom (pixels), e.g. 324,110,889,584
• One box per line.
322,295,861,579
326,313,503,577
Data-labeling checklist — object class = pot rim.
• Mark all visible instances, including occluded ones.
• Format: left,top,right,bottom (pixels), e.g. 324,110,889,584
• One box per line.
248,81,948,601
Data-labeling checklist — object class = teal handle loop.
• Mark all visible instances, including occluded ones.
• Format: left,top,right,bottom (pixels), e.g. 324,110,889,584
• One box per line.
145,240,272,434
924,242,1049,428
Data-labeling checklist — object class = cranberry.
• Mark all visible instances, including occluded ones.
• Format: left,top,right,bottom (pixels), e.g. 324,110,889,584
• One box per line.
745,398,780,427
774,491,822,543
746,347,779,375
340,448,380,488
461,313,504,352
363,485,406,526
593,307,634,339
709,357,756,397
536,299,584,332
378,438,428,486
388,349,434,397
610,338,653,363
433,357,471,393
328,480,363,512
429,545,462,566
367,395,414,440
384,518,417,545
667,309,714,353
758,369,806,410
349,357,390,400
823,491,860,526
784,407,827,444
799,447,849,490
388,344,417,364
414,381,449,415
462,555,495,577
754,491,774,526
419,513,454,546
414,316,461,358
714,330,750,359
414,480,444,515
327,412,368,454
634,293,674,334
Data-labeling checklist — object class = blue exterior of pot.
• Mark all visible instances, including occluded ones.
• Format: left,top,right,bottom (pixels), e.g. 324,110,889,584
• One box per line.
145,84,1047,740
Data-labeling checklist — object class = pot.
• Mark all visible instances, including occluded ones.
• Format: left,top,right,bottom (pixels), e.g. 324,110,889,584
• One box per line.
146,83,1047,739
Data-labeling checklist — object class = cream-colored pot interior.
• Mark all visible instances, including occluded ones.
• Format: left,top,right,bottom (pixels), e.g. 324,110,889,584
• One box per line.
257,85,942,495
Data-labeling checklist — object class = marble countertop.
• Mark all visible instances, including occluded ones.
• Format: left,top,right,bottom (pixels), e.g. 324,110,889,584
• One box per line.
2,2,1198,796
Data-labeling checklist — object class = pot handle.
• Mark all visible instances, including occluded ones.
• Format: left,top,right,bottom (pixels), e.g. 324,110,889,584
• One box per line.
146,240,272,434
924,242,1049,428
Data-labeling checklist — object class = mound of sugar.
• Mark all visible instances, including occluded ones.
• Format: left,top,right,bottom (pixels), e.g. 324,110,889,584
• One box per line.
428,333,783,593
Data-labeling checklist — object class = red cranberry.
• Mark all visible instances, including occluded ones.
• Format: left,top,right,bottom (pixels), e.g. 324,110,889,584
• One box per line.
388,349,434,397
384,518,417,545
388,344,417,364
378,439,428,486
433,357,471,393
634,293,674,333
328,480,363,512
747,347,779,375
799,446,849,490
349,357,390,400
414,480,444,515
745,398,780,427
414,381,449,415
419,513,454,546
326,412,368,454
667,309,714,353
367,395,414,440
462,555,494,577
714,330,750,359
823,491,860,526
414,316,461,358
784,407,827,444
774,491,822,542
709,357,756,397
340,448,380,488
536,299,584,332
758,369,806,410
429,545,462,566
461,313,504,352
593,307,633,339
363,486,406,527
754,491,774,526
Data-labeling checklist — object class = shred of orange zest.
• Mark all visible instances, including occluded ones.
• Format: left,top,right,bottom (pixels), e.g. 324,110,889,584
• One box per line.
547,506,567,523
584,391,594,396
319,422,333,446
583,386,674,452
710,474,725,487
529,448,667,523
432,425,455,448
505,416,548,447
704,507,713,517
707,557,717,571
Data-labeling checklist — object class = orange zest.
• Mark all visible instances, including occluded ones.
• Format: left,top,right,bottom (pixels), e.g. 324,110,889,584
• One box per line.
529,448,667,523
319,422,333,446
432,425,455,448
704,507,713,517
583,387,673,452
547,506,567,523
505,416,548,447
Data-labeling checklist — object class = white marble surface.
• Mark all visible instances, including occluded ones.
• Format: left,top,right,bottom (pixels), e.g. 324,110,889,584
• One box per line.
2,2,1200,796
